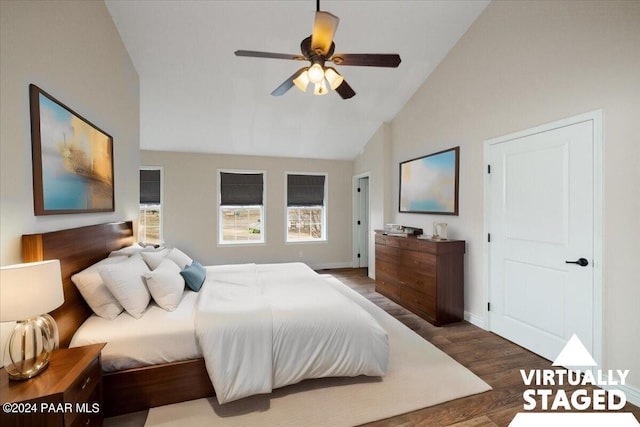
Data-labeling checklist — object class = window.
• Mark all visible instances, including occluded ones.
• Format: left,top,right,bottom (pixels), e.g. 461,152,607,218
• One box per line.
139,168,162,245
286,173,326,242
219,171,265,244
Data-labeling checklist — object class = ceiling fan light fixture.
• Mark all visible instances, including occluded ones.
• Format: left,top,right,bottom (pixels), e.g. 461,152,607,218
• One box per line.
234,0,400,100
313,80,329,96
293,69,310,92
324,67,344,90
308,63,325,84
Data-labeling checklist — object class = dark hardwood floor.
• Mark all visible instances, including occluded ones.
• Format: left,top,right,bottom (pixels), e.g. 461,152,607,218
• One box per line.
322,268,640,427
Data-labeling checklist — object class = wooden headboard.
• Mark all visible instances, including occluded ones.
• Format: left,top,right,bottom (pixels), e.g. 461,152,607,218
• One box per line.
22,221,134,348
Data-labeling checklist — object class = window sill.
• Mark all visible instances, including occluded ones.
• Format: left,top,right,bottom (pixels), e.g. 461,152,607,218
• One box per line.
285,239,327,245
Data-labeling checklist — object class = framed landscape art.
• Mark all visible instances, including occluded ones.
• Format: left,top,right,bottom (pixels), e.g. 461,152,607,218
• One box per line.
29,84,114,215
399,146,459,215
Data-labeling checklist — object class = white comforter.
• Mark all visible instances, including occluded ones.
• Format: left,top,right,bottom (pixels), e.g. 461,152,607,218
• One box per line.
195,263,389,404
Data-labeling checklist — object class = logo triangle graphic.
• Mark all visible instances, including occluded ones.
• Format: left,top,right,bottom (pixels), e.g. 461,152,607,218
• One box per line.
552,334,597,367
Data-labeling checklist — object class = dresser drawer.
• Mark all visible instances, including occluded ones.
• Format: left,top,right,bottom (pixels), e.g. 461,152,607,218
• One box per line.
375,271,400,300
382,236,412,249
397,269,436,298
398,250,436,274
375,258,398,278
397,286,437,320
375,243,399,263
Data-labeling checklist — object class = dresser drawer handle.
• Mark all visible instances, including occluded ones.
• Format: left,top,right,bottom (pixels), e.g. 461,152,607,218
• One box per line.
81,376,91,390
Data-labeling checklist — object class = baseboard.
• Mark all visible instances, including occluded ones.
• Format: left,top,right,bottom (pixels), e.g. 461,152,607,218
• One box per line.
310,261,354,271
464,311,486,329
602,379,640,408
622,382,640,408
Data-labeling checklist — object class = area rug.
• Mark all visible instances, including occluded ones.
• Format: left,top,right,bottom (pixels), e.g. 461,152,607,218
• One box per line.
145,276,491,427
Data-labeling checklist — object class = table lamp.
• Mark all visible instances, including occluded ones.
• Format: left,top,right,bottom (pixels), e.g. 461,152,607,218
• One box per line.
1,259,64,380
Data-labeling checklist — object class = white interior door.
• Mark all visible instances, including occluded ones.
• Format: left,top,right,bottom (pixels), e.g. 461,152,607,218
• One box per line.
355,177,370,268
486,113,601,363
353,176,369,268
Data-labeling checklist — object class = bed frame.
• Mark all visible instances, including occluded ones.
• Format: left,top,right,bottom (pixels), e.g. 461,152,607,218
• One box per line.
22,221,214,416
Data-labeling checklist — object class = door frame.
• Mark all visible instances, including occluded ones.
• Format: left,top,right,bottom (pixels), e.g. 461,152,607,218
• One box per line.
483,109,603,365
352,172,371,269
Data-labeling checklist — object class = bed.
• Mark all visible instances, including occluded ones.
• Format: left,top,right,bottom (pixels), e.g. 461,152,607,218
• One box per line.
21,221,388,415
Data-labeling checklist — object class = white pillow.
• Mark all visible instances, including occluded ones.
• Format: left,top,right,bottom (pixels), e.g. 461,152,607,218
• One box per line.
99,255,151,319
142,245,167,252
167,248,193,270
141,248,170,270
71,256,128,319
144,258,185,311
109,243,144,258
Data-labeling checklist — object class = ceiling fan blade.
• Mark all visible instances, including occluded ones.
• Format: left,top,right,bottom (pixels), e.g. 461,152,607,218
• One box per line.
334,79,355,99
271,68,307,96
330,53,401,68
235,50,305,61
311,11,339,56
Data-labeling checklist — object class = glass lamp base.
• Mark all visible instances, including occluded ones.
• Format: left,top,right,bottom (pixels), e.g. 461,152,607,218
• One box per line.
4,315,56,380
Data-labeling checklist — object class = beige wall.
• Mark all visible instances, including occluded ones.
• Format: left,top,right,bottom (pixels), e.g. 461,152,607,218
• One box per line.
0,0,140,266
358,0,640,393
354,122,393,276
0,0,139,364
142,150,353,269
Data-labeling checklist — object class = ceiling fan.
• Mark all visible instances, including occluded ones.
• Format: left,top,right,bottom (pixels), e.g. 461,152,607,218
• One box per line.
234,0,401,99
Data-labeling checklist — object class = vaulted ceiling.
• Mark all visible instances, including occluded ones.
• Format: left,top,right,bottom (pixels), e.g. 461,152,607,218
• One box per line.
106,0,490,160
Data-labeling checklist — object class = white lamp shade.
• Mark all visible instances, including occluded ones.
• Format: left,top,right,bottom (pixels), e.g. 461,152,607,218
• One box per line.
293,69,310,92
0,260,64,321
324,67,344,90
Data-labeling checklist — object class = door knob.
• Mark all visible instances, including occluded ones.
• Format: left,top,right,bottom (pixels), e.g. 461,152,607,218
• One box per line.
565,258,589,267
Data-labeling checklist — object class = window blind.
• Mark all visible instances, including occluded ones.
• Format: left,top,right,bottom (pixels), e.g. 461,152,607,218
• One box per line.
287,174,325,206
140,169,161,204
220,172,264,205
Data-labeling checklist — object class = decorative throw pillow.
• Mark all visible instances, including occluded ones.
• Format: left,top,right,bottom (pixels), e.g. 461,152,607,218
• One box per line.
99,255,151,319
144,258,185,311
167,248,193,270
141,248,170,270
180,261,206,292
71,256,128,319
108,243,145,258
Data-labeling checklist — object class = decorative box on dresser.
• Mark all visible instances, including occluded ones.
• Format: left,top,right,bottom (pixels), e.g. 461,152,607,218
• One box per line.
0,343,106,427
375,231,465,326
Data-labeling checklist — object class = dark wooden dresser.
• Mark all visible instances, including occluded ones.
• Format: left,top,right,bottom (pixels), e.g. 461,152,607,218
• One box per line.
375,231,465,326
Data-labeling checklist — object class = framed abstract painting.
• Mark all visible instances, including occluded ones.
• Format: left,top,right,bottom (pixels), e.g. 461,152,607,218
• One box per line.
29,84,114,215
399,146,459,215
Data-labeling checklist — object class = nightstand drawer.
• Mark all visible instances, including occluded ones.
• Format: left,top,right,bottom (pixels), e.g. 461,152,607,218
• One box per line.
68,386,101,427
64,357,100,409
70,411,101,427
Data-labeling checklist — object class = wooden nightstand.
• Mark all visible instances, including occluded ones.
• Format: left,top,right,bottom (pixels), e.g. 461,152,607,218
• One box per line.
0,343,106,427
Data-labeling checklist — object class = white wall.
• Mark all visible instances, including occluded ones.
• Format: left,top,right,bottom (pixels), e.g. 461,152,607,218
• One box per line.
358,0,640,393
141,150,353,269
0,1,139,360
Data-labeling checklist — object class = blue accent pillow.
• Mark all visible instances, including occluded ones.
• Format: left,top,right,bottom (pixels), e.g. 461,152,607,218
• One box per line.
180,261,206,292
